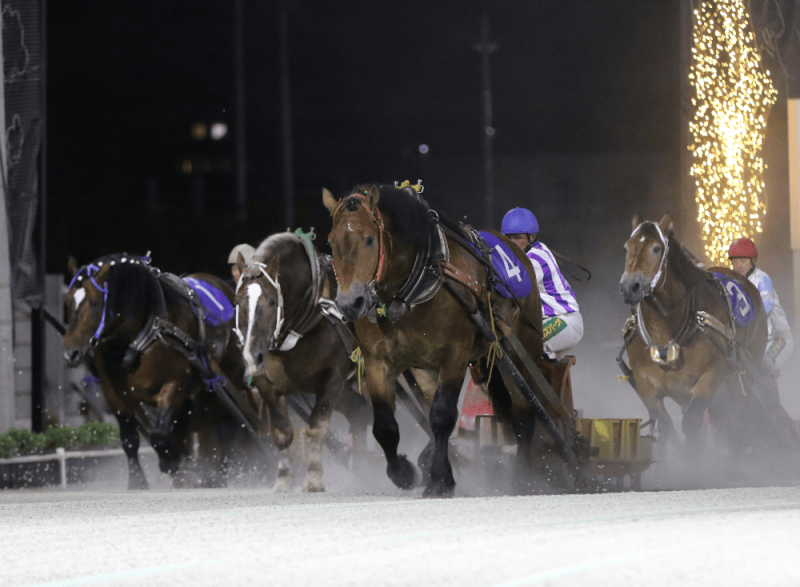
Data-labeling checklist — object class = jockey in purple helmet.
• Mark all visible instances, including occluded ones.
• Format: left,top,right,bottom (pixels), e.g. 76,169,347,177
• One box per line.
502,207,584,360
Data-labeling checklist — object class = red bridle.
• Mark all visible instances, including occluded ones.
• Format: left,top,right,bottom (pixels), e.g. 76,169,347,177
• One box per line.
330,194,387,288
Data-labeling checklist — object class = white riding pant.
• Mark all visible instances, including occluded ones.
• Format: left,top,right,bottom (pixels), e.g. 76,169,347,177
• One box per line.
542,311,584,360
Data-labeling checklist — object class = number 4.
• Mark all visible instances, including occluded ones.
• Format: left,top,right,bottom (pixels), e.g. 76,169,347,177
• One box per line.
495,245,522,282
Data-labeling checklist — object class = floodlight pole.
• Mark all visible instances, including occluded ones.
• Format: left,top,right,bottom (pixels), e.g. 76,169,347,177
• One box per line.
234,0,248,223
279,0,295,230
474,14,498,226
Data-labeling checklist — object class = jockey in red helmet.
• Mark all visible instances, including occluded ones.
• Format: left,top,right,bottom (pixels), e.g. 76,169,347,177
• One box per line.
501,207,583,360
728,238,794,372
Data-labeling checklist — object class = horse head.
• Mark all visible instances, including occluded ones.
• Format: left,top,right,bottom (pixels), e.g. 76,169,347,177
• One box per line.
63,254,152,367
323,184,386,321
234,255,282,380
620,213,673,305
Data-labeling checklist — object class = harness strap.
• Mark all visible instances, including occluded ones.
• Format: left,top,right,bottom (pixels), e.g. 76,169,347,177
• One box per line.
441,261,483,298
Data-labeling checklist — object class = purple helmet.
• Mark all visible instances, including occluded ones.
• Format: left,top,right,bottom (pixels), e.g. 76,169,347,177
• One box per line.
501,207,539,235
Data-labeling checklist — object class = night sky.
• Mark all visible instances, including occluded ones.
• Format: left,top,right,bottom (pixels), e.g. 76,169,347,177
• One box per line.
46,0,679,275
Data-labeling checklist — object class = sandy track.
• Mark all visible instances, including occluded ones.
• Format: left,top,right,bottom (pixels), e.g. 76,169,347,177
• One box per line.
3,484,800,587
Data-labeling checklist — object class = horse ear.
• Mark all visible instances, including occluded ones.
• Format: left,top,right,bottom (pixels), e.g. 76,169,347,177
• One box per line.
658,213,674,234
235,252,247,276
631,213,643,231
68,256,79,277
322,188,338,216
365,184,381,211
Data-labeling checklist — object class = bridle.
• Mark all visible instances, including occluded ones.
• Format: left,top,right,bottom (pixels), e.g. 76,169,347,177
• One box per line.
330,194,387,297
630,221,669,295
69,263,109,347
69,256,149,347
234,261,285,351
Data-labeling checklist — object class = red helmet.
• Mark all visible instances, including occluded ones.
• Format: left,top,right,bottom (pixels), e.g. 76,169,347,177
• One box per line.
728,237,758,260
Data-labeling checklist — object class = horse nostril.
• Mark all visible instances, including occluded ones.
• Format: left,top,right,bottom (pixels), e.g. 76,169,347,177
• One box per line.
352,296,365,310
256,352,264,365
632,282,640,292
65,349,81,365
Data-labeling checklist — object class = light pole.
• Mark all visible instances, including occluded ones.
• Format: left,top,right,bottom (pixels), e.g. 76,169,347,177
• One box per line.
279,0,295,230
474,14,498,226
234,0,247,223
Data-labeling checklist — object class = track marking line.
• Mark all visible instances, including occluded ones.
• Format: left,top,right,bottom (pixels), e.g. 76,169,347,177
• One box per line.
489,547,685,587
26,559,222,587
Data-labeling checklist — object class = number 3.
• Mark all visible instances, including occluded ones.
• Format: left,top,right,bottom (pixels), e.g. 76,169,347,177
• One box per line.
726,282,751,317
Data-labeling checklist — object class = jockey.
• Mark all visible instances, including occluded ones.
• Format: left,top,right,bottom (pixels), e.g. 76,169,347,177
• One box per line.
729,237,794,372
228,243,255,285
501,207,584,360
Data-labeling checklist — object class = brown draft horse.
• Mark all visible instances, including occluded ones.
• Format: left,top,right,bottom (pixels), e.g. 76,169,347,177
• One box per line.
233,232,372,492
619,214,768,460
63,253,263,488
324,184,546,497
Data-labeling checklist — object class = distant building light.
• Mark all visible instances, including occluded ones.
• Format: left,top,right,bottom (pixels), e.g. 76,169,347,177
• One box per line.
210,122,228,140
181,159,193,174
418,144,429,154
485,126,495,136
191,122,208,140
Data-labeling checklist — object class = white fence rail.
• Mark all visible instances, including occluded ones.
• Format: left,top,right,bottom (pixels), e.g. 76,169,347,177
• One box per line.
0,447,155,489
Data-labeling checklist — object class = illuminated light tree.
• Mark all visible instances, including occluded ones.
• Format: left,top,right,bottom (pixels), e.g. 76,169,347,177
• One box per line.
688,0,776,264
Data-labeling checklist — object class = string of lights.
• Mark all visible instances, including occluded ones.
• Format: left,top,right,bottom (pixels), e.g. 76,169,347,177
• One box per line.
688,0,776,264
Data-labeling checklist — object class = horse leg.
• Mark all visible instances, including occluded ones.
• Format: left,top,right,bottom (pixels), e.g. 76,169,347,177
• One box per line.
214,419,240,487
682,395,710,456
143,379,190,478
423,363,465,498
336,384,372,456
304,378,343,492
366,361,418,489
486,368,536,494
260,390,294,492
117,414,148,490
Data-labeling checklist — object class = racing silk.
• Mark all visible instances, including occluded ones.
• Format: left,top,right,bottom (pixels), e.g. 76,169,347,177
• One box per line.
526,241,580,317
747,267,778,315
747,267,791,340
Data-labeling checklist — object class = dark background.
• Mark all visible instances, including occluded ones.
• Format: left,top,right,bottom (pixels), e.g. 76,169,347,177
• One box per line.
46,0,681,277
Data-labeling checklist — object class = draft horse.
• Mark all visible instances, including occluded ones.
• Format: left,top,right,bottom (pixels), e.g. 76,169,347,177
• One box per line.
234,231,372,492
64,253,263,488
619,214,768,460
324,183,548,497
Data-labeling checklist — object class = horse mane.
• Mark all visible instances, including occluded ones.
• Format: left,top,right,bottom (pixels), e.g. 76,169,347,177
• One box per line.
347,184,436,251
635,223,708,288
86,253,157,323
253,232,301,266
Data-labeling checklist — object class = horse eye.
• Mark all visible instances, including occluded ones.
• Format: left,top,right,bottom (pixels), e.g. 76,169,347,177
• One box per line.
653,245,661,254
268,299,277,307
365,236,375,247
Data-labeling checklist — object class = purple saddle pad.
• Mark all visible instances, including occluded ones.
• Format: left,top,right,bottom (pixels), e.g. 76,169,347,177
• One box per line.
183,277,235,326
711,272,757,327
471,232,533,299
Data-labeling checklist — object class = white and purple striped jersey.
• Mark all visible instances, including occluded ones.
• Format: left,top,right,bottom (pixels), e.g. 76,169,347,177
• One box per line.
526,242,580,317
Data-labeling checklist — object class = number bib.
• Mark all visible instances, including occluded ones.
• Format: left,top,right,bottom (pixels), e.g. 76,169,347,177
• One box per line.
183,277,235,326
473,232,533,299
711,272,757,327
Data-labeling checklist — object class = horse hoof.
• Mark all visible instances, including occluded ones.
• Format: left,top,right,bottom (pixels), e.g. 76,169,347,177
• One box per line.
127,477,149,491
303,482,325,493
422,478,455,498
273,477,293,493
387,454,420,490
